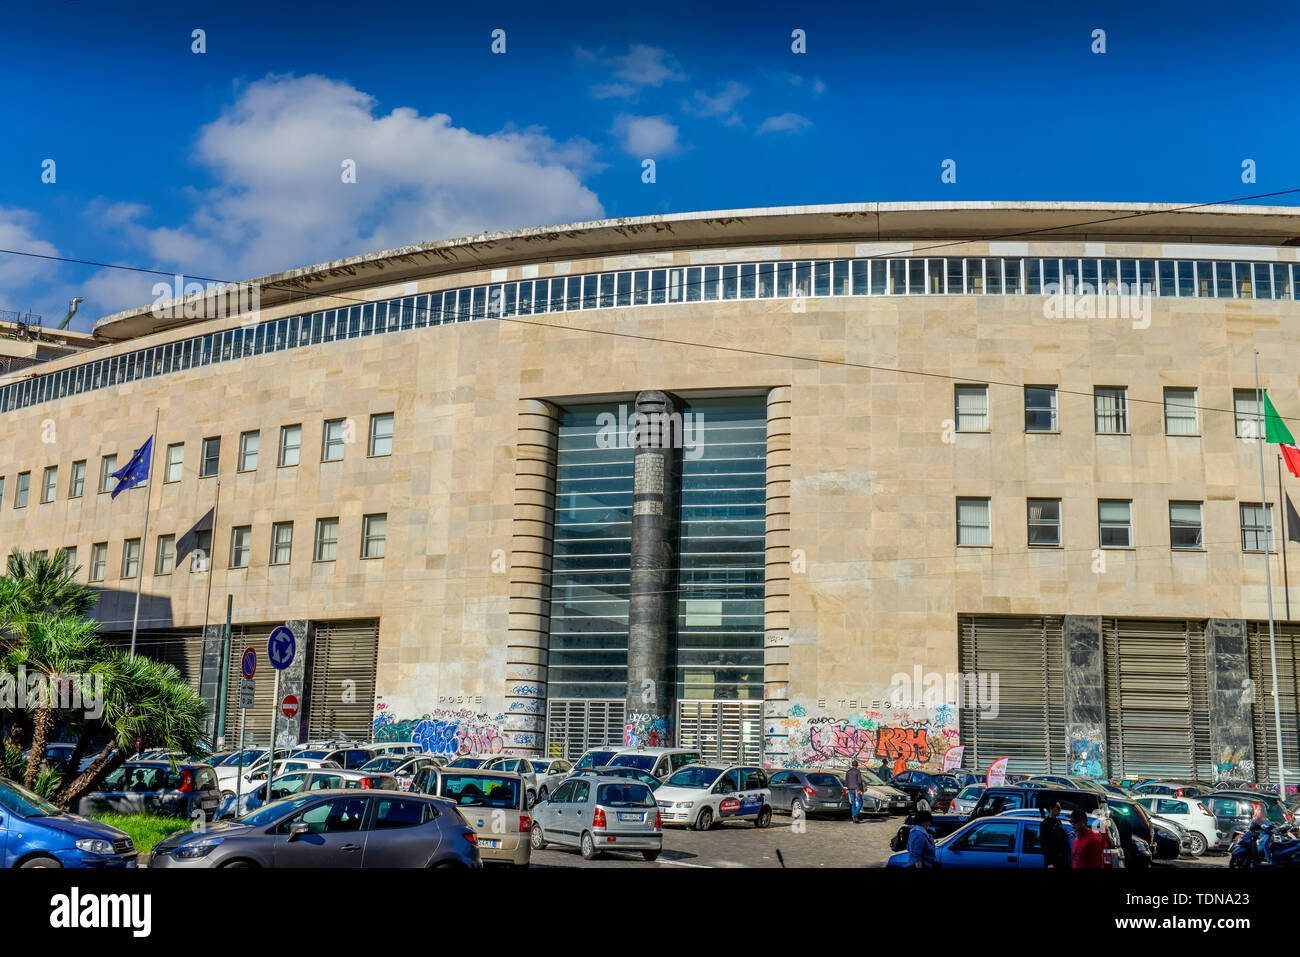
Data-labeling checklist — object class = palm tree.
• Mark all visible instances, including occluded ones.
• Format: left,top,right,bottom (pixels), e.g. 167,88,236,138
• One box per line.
0,548,97,623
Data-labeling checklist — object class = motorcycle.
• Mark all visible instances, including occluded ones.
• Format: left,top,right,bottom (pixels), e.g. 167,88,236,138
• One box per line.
1229,823,1300,868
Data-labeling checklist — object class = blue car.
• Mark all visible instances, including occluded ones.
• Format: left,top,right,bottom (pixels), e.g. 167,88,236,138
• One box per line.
886,811,1118,868
0,776,138,868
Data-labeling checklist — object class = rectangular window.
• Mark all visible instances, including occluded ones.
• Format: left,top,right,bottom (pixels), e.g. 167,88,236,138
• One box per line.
954,385,989,432
956,498,991,546
90,543,107,582
1234,390,1262,438
315,518,339,562
0,476,5,509
200,437,220,477
1163,388,1198,435
229,526,251,568
1098,500,1133,548
15,471,29,508
362,513,387,559
369,413,394,457
1024,385,1058,432
279,424,302,466
41,466,57,503
1241,503,1274,552
1169,502,1203,550
271,522,293,565
1094,387,1128,434
122,538,141,579
99,455,118,493
191,530,212,572
1027,499,1062,546
164,443,184,483
155,534,175,575
69,460,85,498
238,431,259,472
60,546,76,574
322,419,346,461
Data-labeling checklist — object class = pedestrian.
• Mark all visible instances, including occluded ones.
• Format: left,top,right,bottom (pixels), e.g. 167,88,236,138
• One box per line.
1070,809,1108,868
907,809,937,867
844,760,864,823
876,758,892,781
1039,801,1072,869
892,753,908,779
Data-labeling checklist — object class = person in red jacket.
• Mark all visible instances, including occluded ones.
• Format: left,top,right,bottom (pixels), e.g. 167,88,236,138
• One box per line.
1070,808,1109,867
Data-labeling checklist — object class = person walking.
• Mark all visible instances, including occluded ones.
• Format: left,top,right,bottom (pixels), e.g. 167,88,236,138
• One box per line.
907,809,937,867
1039,801,1072,869
1070,809,1108,868
844,760,865,823
892,753,908,779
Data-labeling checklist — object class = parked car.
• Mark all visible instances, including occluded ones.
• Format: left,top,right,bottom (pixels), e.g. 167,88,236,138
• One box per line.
930,786,1106,839
480,755,563,806
217,768,401,820
226,756,343,799
77,761,221,821
412,767,531,866
1133,796,1220,855
1205,792,1290,841
1103,796,1156,868
1133,781,1207,798
526,758,573,803
886,810,1122,868
531,777,663,860
856,767,913,813
359,753,443,790
0,776,138,868
654,764,773,830
1101,782,1135,798
605,747,702,781
945,769,982,788
995,808,1127,868
951,785,985,816
1148,815,1193,859
768,769,861,817
446,755,494,769
151,789,481,868
1025,774,1109,795
356,741,424,757
570,765,663,792
890,770,961,812
571,748,623,772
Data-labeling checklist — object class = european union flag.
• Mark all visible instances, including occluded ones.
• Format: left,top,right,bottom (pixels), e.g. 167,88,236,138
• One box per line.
110,436,154,499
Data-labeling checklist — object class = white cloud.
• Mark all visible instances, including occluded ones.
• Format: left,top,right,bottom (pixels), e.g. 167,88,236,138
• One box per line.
0,208,59,296
758,112,813,135
612,114,681,157
589,44,686,99
684,81,749,126
73,74,606,315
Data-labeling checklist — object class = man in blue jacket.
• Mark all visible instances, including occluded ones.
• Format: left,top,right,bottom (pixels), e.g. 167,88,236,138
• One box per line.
907,809,937,867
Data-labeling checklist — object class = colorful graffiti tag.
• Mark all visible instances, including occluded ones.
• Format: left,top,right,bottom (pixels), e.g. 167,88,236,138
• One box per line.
780,706,957,770
373,709,505,756
1215,745,1255,784
625,711,668,747
1069,730,1104,777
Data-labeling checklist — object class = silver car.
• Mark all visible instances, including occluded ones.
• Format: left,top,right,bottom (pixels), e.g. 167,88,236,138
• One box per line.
530,776,662,861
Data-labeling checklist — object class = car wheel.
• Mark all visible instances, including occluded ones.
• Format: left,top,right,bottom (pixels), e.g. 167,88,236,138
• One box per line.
755,806,772,828
530,822,547,850
221,790,235,801
642,849,661,862
526,788,536,808
580,831,598,860
695,807,714,831
916,798,932,813
791,797,806,818
19,855,61,868
1188,832,1207,857
219,859,259,868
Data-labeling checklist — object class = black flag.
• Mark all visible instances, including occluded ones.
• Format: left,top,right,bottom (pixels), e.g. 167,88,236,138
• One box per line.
1287,493,1300,545
175,507,215,566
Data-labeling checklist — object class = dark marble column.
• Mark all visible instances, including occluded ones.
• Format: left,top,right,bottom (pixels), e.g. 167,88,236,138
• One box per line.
1063,616,1107,778
198,624,226,743
625,391,681,747
1206,618,1255,785
270,620,313,749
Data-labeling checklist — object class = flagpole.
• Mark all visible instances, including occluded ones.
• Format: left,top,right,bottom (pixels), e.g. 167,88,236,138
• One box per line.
128,407,160,659
1254,353,1287,800
1280,454,1292,622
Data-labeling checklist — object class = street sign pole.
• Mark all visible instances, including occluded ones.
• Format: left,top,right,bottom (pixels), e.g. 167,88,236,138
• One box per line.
269,667,280,798
216,594,233,747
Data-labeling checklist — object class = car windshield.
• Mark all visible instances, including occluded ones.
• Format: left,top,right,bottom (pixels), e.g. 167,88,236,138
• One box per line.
575,751,618,770
0,778,62,817
437,774,520,809
808,773,841,787
362,757,404,772
241,794,321,826
859,768,887,786
609,754,656,771
597,783,655,807
448,757,486,768
665,767,722,789
958,786,983,799
294,751,331,760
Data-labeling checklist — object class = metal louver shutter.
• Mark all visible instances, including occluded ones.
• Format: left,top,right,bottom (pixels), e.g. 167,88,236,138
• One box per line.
1104,619,1205,780
1249,623,1300,786
677,700,761,764
545,700,625,759
127,629,205,691
223,626,277,747
307,621,379,740
957,616,1066,775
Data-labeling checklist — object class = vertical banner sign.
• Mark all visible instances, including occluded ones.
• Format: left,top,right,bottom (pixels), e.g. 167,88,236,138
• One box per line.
986,756,1010,787
941,745,966,772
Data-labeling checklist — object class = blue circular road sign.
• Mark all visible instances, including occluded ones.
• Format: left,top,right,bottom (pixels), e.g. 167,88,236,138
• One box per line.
267,626,296,670
241,648,257,679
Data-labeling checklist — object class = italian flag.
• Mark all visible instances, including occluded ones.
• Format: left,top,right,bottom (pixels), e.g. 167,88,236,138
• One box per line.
1264,392,1300,477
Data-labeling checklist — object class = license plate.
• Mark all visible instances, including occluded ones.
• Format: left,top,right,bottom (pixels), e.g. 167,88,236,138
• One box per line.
481,839,500,848
823,802,840,807
618,813,642,822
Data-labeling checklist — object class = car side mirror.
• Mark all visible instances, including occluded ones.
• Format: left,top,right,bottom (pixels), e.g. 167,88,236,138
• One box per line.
287,821,309,841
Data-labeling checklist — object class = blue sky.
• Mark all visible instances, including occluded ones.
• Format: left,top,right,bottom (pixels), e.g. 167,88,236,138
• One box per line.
1,0,1297,330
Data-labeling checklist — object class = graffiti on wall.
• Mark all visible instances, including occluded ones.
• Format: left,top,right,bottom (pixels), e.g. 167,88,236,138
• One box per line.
774,703,958,771
1069,730,1104,778
1215,745,1255,784
374,709,505,756
625,711,668,748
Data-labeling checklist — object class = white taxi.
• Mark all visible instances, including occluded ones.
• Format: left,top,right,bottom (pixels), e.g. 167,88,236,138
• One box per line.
655,764,773,830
